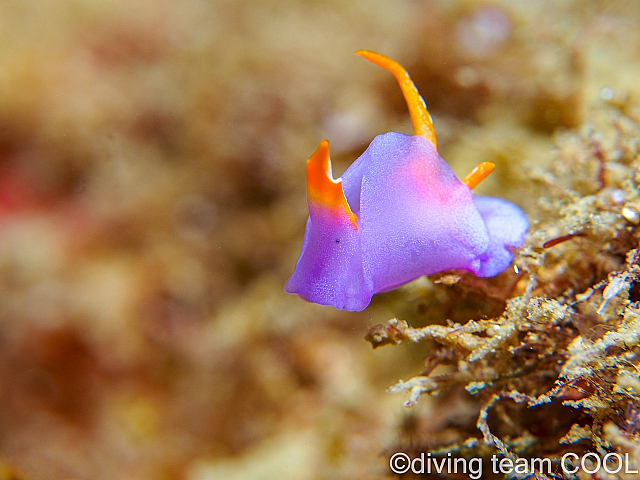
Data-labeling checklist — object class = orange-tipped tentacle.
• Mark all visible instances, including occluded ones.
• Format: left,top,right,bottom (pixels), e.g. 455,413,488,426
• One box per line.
356,50,437,150
462,161,495,190
307,140,358,229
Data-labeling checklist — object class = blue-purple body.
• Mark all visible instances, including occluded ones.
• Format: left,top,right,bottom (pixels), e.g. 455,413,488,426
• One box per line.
285,133,528,311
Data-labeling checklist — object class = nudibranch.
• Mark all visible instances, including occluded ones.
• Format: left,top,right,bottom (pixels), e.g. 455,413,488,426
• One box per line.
285,50,528,311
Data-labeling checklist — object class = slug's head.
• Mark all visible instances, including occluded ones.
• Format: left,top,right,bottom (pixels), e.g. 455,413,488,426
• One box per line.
284,140,369,311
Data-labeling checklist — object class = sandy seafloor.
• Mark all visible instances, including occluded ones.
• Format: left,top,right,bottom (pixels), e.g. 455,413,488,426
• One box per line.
1,1,640,479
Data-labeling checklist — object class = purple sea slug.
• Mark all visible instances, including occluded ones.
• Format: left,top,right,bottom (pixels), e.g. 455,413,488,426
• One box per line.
285,50,528,311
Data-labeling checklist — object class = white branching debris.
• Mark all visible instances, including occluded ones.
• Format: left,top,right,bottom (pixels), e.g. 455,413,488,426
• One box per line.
366,105,640,474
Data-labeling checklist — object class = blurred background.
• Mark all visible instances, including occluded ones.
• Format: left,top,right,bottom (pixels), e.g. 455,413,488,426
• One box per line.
0,0,639,478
